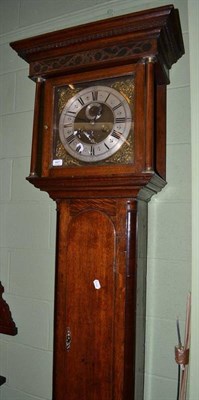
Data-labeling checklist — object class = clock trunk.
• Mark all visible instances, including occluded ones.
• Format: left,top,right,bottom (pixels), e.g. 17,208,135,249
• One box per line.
53,198,146,400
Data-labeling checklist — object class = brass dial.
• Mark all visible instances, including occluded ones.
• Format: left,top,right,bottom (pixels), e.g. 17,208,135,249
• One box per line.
59,85,132,163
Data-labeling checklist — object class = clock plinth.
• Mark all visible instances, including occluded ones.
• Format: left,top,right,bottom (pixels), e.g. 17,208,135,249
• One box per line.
10,5,184,400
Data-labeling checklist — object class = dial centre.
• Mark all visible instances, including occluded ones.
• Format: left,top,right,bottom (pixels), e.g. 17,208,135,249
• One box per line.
74,102,114,144
85,102,103,121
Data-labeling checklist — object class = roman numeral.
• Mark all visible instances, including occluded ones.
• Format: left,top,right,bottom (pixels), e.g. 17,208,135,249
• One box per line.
66,134,75,144
65,111,76,116
78,97,84,106
112,103,122,111
111,130,122,140
76,144,83,153
92,91,98,101
64,123,73,128
115,117,126,123
104,143,110,150
90,146,95,156
105,93,111,103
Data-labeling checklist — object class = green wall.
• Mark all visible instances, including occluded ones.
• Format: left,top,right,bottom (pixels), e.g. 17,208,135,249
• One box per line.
188,1,199,399
0,1,194,399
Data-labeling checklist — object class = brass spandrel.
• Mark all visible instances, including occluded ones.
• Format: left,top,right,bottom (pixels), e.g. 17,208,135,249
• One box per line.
112,79,134,105
57,87,78,114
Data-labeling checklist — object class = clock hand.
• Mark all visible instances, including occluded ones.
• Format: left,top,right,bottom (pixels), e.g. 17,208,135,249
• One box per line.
82,131,97,143
111,130,130,146
74,129,97,143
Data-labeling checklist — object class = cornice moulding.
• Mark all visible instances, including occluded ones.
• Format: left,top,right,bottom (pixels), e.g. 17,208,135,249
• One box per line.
10,5,184,84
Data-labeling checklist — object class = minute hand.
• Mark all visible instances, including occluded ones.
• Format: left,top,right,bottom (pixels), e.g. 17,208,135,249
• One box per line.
111,130,130,146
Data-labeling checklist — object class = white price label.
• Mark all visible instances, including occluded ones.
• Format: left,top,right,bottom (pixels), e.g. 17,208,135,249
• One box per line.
53,159,63,166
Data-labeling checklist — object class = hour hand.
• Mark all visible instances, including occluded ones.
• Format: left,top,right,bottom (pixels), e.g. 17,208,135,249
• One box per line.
74,129,97,143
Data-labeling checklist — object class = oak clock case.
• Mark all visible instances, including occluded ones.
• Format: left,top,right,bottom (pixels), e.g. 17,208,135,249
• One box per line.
10,5,184,400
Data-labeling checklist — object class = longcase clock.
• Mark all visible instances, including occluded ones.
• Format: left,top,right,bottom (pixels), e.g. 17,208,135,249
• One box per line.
10,5,184,400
